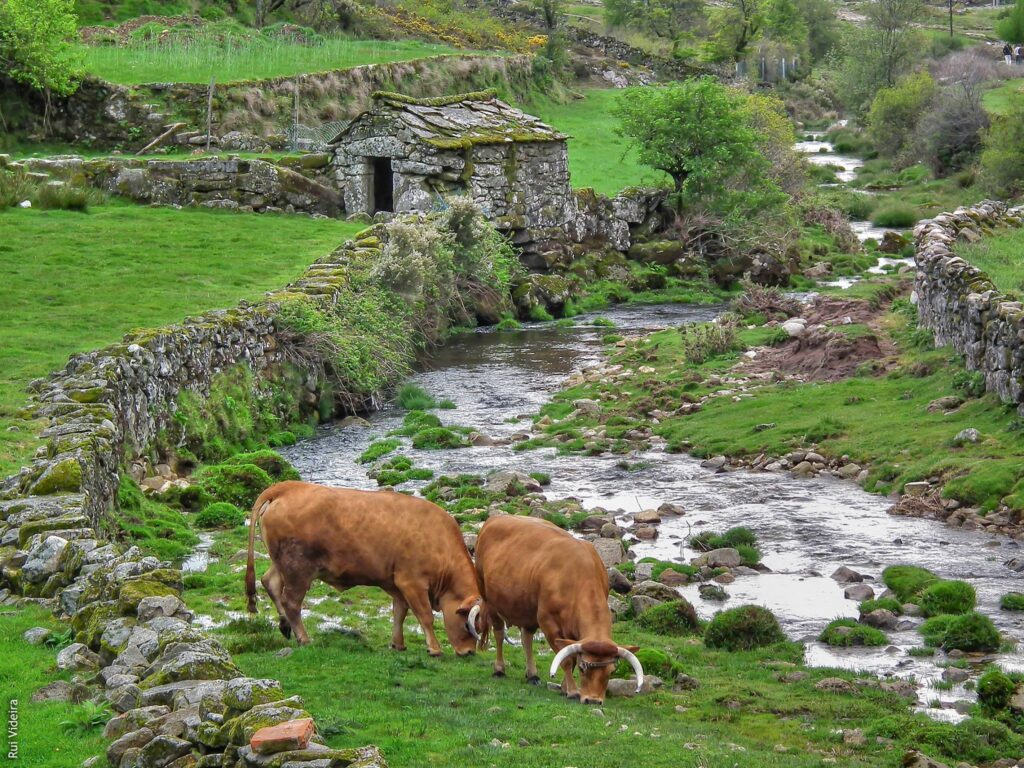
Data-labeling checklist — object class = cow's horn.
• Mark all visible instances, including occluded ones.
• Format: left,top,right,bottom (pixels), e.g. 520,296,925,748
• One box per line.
617,646,645,693
549,642,583,678
466,604,481,640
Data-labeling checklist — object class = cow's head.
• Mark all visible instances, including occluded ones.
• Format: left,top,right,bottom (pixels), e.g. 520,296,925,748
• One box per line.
443,595,484,656
550,638,644,705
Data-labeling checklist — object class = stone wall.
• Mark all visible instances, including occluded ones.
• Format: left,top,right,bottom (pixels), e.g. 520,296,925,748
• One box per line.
15,155,342,217
913,200,1024,414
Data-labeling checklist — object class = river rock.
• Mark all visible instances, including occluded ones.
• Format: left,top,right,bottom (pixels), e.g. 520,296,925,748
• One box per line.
837,463,861,479
791,461,815,476
693,548,741,568
657,502,685,516
484,471,542,495
902,750,950,768
659,569,690,587
634,525,658,540
572,398,601,416
633,509,661,525
591,538,627,568
941,667,970,683
608,594,630,620
830,566,863,584
902,603,923,617
782,319,807,338
861,609,897,630
1009,683,1024,712
607,568,631,594
632,580,679,602
700,456,727,471
844,584,875,601
630,595,663,615
698,584,728,601
600,522,624,538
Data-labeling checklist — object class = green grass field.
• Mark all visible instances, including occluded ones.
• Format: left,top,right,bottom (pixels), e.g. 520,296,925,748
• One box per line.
0,204,363,477
80,38,465,84
176,527,1024,768
983,77,1024,115
957,224,1024,297
530,89,669,196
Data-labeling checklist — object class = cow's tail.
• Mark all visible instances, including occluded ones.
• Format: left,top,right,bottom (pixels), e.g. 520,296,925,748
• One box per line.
246,487,276,613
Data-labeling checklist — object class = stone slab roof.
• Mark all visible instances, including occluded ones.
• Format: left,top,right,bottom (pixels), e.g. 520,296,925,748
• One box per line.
330,89,567,150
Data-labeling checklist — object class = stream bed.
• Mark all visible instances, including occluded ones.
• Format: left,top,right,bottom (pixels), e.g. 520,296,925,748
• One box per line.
281,302,1024,721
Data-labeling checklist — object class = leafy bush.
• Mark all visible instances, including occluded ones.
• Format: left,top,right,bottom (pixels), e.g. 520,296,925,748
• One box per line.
496,313,521,331
882,565,939,602
859,598,904,615
679,322,738,364
920,612,1000,652
867,71,936,163
691,527,759,565
920,580,976,617
819,618,888,647
977,668,1017,713
867,714,1024,765
613,648,684,680
529,472,551,486
359,438,400,464
396,383,436,410
438,399,457,410
225,449,299,482
195,502,246,529
1000,592,1024,611
637,600,701,636
870,204,919,228
981,103,1024,197
952,370,986,399
411,427,467,450
393,411,441,435
704,605,786,651
196,463,273,509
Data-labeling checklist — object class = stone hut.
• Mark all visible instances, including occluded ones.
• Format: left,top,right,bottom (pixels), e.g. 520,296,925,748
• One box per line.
329,89,574,249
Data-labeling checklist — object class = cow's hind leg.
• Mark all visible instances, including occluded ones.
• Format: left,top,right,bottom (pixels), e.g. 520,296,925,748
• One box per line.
387,590,409,651
261,565,291,639
492,614,507,677
522,630,540,685
396,577,443,656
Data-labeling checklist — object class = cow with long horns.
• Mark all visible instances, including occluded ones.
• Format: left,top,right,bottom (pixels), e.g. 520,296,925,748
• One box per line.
246,481,483,656
474,515,644,705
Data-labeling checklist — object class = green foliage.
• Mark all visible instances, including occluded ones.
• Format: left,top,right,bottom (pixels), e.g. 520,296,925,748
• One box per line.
882,565,938,602
952,370,986,399
411,427,468,450
818,618,888,647
224,449,300,482
636,599,701,636
981,103,1024,197
691,527,759,565
919,580,976,617
359,438,400,464
996,0,1024,42
0,0,81,96
859,598,904,615
496,313,521,331
920,612,1001,652
867,715,1024,765
867,71,936,163
870,204,919,228
613,648,685,680
394,411,442,434
977,668,1017,713
59,700,111,734
529,471,551,485
613,79,785,221
678,322,739,364
438,399,456,410
0,171,101,212
114,476,198,560
195,463,274,509
396,383,436,410
372,455,434,486
1000,592,1024,611
195,502,246,530
704,605,786,650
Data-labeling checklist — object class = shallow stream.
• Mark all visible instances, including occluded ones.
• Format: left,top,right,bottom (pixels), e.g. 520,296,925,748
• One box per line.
281,303,1024,721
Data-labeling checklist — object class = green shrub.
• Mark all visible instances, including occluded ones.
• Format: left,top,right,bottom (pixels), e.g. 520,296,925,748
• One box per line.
438,399,457,409
867,72,936,161
590,317,616,328
411,427,467,450
920,580,976,617
359,438,400,464
613,648,683,680
859,598,903,615
36,183,97,212
819,618,888,647
528,305,553,321
981,103,1024,197
691,527,760,564
396,383,435,410
196,463,273,509
1000,592,1024,611
882,565,939,602
225,449,299,482
920,612,1000,652
704,605,786,651
870,204,919,229
978,668,1017,713
529,472,551,486
394,410,442,435
735,544,761,567
267,430,297,447
637,600,700,636
195,502,246,529
497,313,521,331
867,714,1024,765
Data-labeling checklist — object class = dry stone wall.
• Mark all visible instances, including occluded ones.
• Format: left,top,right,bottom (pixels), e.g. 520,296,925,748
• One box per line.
914,200,1024,414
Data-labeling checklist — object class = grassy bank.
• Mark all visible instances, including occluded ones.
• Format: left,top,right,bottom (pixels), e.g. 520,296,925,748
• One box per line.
520,284,1024,514
80,38,467,84
530,89,669,196
0,605,108,767
179,528,1024,768
0,204,362,477
956,224,1024,298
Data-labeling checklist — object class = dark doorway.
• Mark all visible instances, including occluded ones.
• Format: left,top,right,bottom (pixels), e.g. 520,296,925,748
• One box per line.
371,157,394,214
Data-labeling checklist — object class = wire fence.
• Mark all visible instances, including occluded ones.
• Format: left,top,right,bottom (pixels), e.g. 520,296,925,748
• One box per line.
285,120,350,152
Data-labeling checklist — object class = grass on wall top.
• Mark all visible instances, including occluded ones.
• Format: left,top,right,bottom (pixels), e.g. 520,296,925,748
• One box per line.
0,203,364,477
956,225,1024,299
79,37,466,84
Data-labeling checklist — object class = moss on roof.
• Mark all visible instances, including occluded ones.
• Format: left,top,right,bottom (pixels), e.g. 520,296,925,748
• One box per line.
370,89,499,107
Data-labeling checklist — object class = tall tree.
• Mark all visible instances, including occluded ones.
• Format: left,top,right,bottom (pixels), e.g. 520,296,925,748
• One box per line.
866,0,923,88
0,0,81,97
604,0,706,47
996,0,1024,43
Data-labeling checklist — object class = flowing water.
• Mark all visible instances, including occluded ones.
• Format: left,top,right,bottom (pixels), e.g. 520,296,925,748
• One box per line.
282,304,1024,721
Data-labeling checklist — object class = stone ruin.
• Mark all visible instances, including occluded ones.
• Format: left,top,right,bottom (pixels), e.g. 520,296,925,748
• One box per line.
329,89,576,254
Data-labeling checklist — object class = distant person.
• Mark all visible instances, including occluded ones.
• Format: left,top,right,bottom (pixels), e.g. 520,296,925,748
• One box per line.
1004,42,1013,65
1015,43,1022,64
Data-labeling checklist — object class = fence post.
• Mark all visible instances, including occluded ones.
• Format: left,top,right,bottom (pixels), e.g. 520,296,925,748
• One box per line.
205,76,215,153
292,85,300,153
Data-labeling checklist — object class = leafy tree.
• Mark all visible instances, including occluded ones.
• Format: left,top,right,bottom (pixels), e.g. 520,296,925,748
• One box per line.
996,0,1024,43
794,0,840,61
980,103,1024,197
867,71,936,164
744,91,805,195
866,0,923,88
0,0,81,97
604,0,706,47
919,77,988,175
612,78,784,218
704,0,811,62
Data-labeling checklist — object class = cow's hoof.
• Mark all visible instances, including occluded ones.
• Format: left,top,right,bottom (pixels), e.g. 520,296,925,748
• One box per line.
389,643,406,652
278,619,292,640
526,676,541,686
492,669,506,678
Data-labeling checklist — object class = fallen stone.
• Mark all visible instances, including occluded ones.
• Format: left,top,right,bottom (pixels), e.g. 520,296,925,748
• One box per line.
56,642,100,671
250,718,315,755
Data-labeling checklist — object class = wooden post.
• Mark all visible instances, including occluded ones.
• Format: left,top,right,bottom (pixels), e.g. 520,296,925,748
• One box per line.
206,76,215,153
292,85,300,153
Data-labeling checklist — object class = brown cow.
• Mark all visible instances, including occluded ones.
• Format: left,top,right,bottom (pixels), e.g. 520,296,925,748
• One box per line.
475,515,643,704
245,481,483,656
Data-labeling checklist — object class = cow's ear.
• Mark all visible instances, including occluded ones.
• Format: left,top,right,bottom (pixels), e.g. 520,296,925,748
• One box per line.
623,645,640,653
455,595,480,615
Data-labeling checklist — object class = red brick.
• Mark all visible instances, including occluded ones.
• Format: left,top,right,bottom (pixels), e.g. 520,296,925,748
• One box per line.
250,718,315,754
